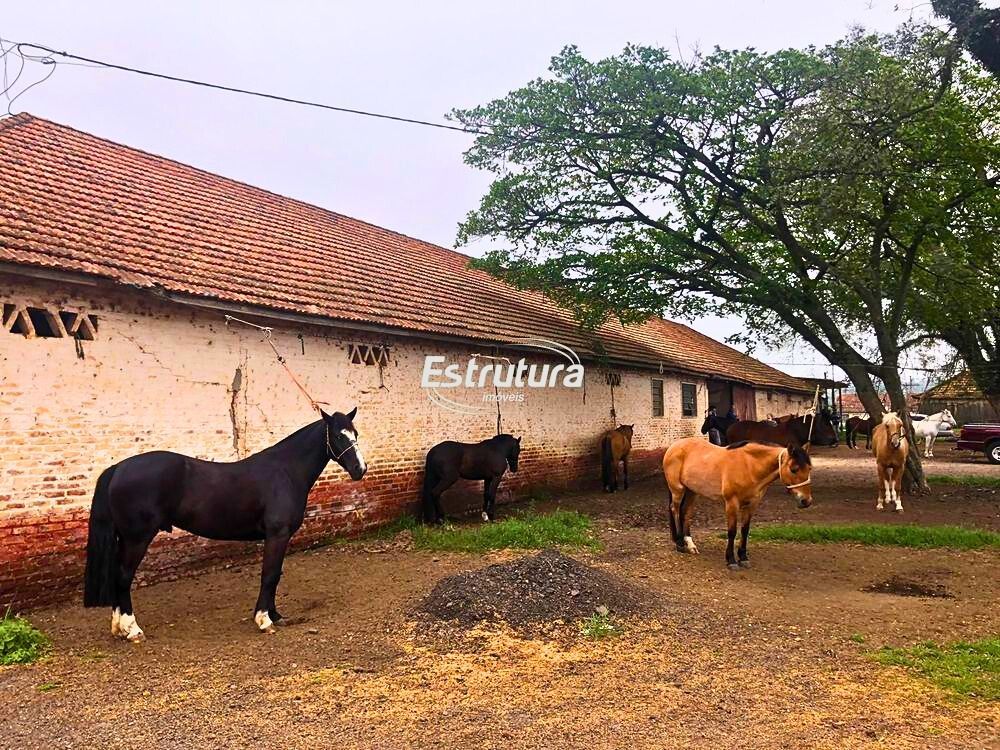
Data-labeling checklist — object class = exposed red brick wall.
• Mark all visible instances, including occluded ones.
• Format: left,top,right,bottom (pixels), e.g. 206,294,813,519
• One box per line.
1,274,704,611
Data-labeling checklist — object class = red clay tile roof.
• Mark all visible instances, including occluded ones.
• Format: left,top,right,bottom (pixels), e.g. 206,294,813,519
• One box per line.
0,113,811,394
923,371,981,400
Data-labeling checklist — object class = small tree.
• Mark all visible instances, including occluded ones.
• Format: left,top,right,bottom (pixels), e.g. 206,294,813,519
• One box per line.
454,26,1000,489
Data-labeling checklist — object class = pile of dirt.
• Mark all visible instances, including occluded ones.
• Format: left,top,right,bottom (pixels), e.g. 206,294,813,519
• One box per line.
419,549,655,631
862,574,954,599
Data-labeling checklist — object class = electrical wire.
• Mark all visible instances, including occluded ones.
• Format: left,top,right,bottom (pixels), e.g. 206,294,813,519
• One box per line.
2,40,490,135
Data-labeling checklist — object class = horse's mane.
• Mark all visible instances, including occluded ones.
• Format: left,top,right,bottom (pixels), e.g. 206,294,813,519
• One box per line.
882,411,901,425
726,439,812,466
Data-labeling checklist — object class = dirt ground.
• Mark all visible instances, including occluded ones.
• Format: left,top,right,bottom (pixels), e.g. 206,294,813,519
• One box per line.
2,445,998,749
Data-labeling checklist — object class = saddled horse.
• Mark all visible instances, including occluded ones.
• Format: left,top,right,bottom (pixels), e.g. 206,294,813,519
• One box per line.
84,408,367,640
845,416,876,450
421,434,521,524
726,412,838,447
662,438,813,569
913,409,956,458
700,412,738,446
872,412,908,512
600,424,634,491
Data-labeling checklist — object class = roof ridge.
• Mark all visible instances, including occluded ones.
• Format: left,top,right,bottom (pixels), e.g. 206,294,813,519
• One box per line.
7,113,478,267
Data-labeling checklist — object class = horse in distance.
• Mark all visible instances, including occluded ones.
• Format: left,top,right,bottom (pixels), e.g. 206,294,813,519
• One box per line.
600,424,634,492
662,438,813,569
701,408,738,446
912,409,956,458
872,412,909,513
726,411,838,448
421,434,521,524
845,416,876,450
84,408,367,640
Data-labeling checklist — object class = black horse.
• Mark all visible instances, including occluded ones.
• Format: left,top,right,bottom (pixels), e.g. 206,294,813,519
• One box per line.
701,411,739,445
84,408,366,640
421,434,521,524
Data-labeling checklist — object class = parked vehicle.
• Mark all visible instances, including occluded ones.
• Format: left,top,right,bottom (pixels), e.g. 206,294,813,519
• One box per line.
955,424,1000,464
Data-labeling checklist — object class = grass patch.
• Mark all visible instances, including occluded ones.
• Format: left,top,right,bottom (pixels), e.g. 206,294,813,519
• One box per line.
873,638,1000,700
37,681,61,692
0,610,50,665
849,633,866,644
411,510,599,553
579,611,622,639
927,474,1000,489
750,523,1000,550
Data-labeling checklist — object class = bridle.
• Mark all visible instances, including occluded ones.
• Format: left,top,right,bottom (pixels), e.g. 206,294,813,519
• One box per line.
777,448,811,490
325,423,358,461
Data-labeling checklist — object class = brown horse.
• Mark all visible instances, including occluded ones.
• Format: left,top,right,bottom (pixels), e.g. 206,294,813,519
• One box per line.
600,425,634,492
845,416,875,450
662,438,813,569
872,412,908,513
726,412,838,447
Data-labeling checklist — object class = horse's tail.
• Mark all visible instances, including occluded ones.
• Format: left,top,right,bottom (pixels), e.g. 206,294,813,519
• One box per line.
420,454,435,521
83,464,119,608
600,434,613,489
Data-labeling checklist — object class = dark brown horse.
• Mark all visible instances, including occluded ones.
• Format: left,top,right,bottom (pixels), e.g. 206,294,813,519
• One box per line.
845,416,875,449
84,409,367,640
726,412,838,447
421,434,521,524
600,425,634,492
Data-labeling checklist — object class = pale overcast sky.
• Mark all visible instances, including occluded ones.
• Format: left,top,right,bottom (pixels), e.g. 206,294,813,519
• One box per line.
1,1,941,385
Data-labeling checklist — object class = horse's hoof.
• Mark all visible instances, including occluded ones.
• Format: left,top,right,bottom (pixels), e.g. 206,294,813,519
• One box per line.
727,563,740,571
481,512,490,522
126,630,145,643
894,507,904,514
738,560,751,568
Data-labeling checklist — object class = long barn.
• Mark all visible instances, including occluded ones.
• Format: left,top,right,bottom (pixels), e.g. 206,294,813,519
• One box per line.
0,114,813,609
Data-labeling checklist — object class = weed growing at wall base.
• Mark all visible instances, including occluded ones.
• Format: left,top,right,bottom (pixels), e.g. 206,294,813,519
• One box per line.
748,523,1000,550
873,638,1000,700
412,510,599,553
927,474,1000,489
0,610,50,665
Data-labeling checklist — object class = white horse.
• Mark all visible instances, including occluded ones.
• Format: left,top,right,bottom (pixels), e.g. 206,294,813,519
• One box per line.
913,409,956,458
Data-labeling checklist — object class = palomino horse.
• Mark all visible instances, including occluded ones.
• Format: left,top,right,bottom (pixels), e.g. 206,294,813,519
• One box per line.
421,434,521,523
662,438,813,569
84,409,367,640
872,412,909,512
726,412,838,448
913,409,956,458
845,416,875,450
600,424,634,492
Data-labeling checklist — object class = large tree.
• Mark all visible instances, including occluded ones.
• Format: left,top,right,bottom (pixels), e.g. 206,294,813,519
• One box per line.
933,0,1000,77
453,26,1000,490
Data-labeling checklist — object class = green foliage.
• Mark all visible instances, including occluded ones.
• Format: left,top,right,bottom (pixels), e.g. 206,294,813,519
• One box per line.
453,25,1000,469
748,523,1000,549
927,474,1000,488
0,611,50,666
411,510,599,553
849,633,866,644
874,638,1000,700
579,612,622,639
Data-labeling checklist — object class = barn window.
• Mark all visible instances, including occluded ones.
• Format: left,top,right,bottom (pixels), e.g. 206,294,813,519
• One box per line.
767,390,774,401
681,382,697,417
651,378,664,417
348,343,389,366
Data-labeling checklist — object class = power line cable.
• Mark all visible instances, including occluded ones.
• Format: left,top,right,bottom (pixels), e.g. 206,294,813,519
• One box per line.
1,40,491,135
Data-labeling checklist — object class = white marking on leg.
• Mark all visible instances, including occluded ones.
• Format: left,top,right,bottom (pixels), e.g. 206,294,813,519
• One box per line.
111,607,121,636
683,535,698,554
481,511,490,522
118,612,144,641
255,610,275,633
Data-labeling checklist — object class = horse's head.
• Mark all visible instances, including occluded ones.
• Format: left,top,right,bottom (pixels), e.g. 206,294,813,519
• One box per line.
504,435,522,472
882,411,906,449
939,409,957,428
618,424,635,441
779,442,813,508
321,407,367,481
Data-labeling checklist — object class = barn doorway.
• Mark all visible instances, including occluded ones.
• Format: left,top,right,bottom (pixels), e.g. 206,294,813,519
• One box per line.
708,380,733,415
708,380,758,421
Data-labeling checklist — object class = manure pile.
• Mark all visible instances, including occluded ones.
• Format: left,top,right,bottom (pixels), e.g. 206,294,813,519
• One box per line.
419,549,654,630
